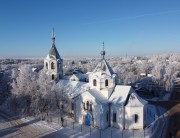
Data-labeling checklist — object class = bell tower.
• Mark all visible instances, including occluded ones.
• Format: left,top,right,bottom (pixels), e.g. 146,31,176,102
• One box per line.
44,28,63,81
89,42,116,98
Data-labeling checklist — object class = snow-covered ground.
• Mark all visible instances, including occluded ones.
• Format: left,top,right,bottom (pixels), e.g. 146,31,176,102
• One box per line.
0,103,170,138
0,113,152,138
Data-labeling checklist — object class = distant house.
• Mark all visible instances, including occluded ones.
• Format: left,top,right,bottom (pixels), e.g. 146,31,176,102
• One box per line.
79,60,88,65
70,73,85,81
147,74,153,77
140,73,146,77
65,67,84,76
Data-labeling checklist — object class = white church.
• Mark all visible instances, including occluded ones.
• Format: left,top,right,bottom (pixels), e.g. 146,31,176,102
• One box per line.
44,29,148,130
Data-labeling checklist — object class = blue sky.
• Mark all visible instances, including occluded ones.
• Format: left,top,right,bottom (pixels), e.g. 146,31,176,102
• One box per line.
0,0,180,58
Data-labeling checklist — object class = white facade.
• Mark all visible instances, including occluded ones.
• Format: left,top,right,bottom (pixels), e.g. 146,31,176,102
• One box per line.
71,47,148,130
124,93,147,129
51,42,148,130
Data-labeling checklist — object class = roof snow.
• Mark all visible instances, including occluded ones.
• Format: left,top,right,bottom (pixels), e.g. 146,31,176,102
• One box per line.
56,80,88,97
109,85,134,104
70,73,85,80
88,89,109,104
55,80,147,106
46,45,61,60
93,59,115,77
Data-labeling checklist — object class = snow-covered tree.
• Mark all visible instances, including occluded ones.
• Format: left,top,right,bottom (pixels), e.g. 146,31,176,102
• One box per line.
10,65,38,113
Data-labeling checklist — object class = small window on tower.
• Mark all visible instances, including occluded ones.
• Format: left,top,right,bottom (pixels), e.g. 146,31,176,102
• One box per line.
93,79,97,86
51,62,55,69
105,79,108,86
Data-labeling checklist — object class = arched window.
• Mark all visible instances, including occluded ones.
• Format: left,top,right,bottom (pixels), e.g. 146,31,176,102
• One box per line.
83,103,85,110
52,74,55,80
51,62,55,69
90,103,92,111
86,101,89,110
46,62,48,69
135,114,138,123
93,79,97,86
105,79,108,86
106,112,109,122
71,102,74,111
113,112,116,122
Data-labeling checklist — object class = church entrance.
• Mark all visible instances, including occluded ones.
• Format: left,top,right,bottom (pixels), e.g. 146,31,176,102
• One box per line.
85,113,91,126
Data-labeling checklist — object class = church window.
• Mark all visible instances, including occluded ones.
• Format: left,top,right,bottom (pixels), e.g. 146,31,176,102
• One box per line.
135,114,138,123
106,112,109,122
52,74,55,80
83,103,85,110
71,102,74,111
46,62,48,69
105,79,108,86
86,101,89,110
51,62,55,69
93,79,97,86
113,113,116,122
90,103,92,111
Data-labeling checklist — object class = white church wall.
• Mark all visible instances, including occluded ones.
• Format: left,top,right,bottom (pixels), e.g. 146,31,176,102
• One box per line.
89,75,115,89
74,93,110,129
44,58,62,80
125,106,144,129
99,104,109,129
124,93,145,129
89,75,97,89
89,74,115,98
92,102,101,128
123,93,147,129
74,95,84,124
111,104,124,129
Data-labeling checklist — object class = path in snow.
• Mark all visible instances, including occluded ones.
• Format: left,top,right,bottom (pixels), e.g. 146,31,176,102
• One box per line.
0,111,63,138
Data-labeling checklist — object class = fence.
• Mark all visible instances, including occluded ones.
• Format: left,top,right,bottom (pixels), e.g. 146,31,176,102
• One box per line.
43,113,152,138
61,119,151,138
26,112,154,138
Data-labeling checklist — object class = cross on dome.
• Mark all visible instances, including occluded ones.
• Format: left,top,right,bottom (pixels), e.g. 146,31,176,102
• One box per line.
52,28,55,45
101,41,105,59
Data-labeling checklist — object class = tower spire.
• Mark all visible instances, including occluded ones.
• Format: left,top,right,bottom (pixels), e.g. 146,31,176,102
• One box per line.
52,28,55,46
101,41,105,59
